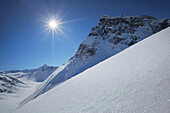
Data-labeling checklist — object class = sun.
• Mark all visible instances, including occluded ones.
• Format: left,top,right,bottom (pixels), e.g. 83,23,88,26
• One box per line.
49,20,58,29
41,14,81,54
42,14,80,38
42,14,79,36
41,15,66,50
42,15,64,34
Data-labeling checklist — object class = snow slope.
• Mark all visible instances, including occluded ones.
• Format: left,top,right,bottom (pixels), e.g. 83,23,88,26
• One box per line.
14,27,170,113
21,15,170,104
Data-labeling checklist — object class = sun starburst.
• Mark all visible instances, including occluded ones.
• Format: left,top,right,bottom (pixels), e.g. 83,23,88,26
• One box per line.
49,20,58,29
40,14,85,55
42,15,63,35
40,15,66,54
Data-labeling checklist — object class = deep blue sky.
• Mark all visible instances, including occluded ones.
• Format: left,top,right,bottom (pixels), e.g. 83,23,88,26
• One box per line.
0,0,170,71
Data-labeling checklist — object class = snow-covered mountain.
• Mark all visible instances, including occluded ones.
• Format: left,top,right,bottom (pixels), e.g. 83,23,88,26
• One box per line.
14,26,170,113
0,72,23,93
21,15,170,104
0,73,39,113
0,64,58,112
5,64,58,82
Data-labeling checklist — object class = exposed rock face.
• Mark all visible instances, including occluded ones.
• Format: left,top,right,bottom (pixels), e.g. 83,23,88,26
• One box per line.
65,15,170,79
74,15,170,63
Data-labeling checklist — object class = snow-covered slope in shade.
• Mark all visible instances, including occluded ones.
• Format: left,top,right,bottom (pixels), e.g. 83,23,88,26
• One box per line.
21,15,170,104
15,27,170,113
5,64,58,82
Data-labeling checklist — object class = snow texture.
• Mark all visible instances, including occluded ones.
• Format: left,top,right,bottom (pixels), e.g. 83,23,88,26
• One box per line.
14,27,170,113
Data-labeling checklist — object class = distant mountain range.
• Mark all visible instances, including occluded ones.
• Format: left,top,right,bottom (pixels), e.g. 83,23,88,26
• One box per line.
0,64,58,94
4,64,58,82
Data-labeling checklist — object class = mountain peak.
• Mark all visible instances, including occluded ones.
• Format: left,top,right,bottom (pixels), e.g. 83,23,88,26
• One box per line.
43,64,48,67
5,64,59,82
99,15,158,21
40,64,48,69
100,15,115,19
20,15,170,105
15,27,170,113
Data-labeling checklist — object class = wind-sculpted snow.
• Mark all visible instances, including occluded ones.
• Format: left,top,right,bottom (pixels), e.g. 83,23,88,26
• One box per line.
22,15,170,105
15,27,170,113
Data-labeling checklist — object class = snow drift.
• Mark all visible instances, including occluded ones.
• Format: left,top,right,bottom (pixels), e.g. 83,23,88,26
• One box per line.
14,27,170,113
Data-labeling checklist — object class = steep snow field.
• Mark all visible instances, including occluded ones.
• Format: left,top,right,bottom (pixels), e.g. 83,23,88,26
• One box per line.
14,27,170,113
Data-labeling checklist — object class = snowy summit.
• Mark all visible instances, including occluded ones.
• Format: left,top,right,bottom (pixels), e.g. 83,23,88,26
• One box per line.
14,25,170,113
20,15,170,105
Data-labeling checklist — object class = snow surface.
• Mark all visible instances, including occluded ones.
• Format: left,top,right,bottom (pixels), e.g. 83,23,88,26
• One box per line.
14,27,170,113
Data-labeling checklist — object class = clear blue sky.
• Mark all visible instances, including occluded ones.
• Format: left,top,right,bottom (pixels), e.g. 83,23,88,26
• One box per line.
0,0,170,71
